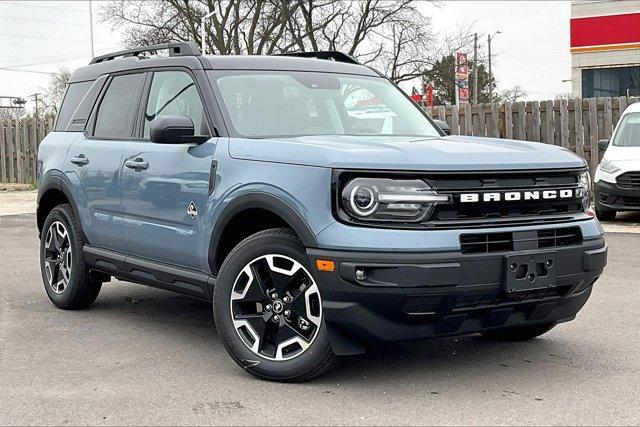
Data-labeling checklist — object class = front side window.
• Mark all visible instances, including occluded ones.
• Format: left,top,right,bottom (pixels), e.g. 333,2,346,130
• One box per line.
143,71,209,138
613,113,640,147
93,73,144,138
209,71,440,138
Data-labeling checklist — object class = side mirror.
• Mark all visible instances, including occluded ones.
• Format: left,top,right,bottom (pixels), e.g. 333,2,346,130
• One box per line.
432,119,451,136
597,139,609,151
150,115,203,144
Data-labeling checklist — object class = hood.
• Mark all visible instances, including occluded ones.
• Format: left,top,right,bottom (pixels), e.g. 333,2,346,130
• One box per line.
604,145,640,163
229,135,587,171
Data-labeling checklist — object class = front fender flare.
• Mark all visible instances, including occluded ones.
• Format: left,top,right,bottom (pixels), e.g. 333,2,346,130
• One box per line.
207,192,318,274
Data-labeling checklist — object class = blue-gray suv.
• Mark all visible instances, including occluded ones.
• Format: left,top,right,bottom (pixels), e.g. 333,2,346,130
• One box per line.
37,42,607,382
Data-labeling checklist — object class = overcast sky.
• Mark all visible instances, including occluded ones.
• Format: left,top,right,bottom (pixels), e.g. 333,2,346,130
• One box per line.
0,0,572,112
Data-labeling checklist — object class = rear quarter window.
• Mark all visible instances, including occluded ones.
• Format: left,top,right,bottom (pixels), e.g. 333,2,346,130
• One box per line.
54,81,93,131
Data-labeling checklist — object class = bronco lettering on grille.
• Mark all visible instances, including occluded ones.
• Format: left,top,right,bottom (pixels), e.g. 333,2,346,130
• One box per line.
460,189,577,203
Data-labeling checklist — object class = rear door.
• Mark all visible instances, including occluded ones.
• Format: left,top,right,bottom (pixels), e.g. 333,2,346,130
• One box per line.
66,71,146,251
120,69,216,270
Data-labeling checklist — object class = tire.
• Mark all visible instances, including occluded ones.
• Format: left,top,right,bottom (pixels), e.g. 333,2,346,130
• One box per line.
213,228,336,382
595,204,616,221
481,322,556,342
39,204,103,310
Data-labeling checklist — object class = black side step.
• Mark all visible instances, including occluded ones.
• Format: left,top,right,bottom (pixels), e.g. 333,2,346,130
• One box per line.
83,246,216,300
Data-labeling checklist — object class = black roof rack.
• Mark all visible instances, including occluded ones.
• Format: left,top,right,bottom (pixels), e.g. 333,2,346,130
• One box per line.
90,41,201,65
276,51,360,65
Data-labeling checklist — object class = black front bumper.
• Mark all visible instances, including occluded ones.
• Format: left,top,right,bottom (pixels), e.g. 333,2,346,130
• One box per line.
595,180,640,211
307,238,607,355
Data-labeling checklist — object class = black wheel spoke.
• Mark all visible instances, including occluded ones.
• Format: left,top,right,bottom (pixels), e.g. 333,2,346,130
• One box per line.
43,221,72,294
230,254,322,361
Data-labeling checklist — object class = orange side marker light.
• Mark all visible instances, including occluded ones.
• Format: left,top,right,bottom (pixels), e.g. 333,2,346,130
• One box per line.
316,259,335,272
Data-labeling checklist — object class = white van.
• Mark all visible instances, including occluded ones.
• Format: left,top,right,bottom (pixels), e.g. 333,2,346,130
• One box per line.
594,102,640,220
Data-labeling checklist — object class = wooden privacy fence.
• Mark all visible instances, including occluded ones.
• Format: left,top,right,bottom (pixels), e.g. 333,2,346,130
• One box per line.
1,117,55,184
1,97,639,184
424,96,640,174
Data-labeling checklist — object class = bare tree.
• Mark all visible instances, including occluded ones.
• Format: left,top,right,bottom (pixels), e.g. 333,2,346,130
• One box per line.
500,85,527,103
40,68,72,116
100,0,438,82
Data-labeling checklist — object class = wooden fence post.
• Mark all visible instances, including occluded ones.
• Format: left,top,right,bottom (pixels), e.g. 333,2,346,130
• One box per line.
532,101,540,142
505,102,513,139
451,105,459,135
490,102,499,138
560,98,569,149
588,98,598,174
574,98,584,159
464,104,472,136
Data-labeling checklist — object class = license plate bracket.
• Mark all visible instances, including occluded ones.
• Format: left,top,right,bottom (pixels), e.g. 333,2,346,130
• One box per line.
504,252,557,293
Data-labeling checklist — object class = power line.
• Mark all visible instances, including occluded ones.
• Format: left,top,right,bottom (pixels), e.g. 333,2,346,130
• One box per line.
0,68,61,75
1,15,89,26
0,32,113,45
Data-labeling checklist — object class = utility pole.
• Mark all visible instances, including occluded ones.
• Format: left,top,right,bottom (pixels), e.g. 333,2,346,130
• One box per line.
88,0,94,59
30,93,41,119
487,31,501,102
472,33,478,104
201,11,216,55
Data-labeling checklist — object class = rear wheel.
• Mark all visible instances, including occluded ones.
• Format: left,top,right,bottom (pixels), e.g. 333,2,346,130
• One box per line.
40,204,103,309
213,228,335,382
481,322,556,341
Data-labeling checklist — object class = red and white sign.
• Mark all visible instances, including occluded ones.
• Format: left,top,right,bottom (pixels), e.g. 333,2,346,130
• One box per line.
458,87,469,104
455,52,469,104
456,52,469,79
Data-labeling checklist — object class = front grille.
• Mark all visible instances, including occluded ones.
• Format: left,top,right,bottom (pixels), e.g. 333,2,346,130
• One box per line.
401,285,572,315
402,295,442,315
537,227,582,248
461,226,582,254
599,193,640,207
616,171,640,189
460,232,513,254
428,169,584,227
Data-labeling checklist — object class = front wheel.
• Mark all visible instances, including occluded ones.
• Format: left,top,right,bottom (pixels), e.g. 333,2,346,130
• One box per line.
481,322,556,341
213,228,335,382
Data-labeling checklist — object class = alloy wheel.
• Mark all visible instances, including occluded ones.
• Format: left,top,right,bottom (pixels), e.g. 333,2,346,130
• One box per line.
43,221,72,294
230,254,322,361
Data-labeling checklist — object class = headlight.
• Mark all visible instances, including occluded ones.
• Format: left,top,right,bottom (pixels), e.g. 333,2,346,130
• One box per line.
599,159,620,174
578,171,591,212
340,178,451,223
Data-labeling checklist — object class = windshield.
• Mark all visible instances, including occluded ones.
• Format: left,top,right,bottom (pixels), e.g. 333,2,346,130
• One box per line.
208,71,440,138
613,112,640,147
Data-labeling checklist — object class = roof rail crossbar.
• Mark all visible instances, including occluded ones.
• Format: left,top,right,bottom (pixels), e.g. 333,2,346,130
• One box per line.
90,41,201,65
276,51,360,65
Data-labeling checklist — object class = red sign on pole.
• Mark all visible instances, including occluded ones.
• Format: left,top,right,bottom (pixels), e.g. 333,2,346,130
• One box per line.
458,87,469,104
455,52,469,105
456,52,468,79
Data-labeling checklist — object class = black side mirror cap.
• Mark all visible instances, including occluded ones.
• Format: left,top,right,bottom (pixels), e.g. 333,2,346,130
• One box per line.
598,139,610,151
150,115,201,144
432,119,451,136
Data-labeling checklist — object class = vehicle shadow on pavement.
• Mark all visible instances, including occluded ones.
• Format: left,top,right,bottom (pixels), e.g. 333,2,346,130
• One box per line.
84,285,589,386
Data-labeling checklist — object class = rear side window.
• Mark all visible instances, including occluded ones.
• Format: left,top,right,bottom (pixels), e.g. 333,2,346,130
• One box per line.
55,81,92,131
93,73,144,139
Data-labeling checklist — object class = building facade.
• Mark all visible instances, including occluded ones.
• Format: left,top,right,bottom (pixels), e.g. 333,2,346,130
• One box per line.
571,0,640,98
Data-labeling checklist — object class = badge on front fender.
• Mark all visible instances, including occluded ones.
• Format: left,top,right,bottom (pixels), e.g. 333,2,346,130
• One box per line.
187,201,198,218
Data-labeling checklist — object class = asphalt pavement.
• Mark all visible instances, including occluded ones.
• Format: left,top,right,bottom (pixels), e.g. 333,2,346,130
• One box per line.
1,212,639,425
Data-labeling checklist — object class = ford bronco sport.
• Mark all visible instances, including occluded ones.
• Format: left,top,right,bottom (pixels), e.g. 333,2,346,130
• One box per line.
37,42,607,382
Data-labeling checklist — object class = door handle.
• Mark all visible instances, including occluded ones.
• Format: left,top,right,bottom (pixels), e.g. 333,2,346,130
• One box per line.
70,154,89,166
124,158,149,171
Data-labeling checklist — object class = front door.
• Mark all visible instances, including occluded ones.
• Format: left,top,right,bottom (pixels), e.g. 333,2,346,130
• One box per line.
121,69,216,270
65,72,146,252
